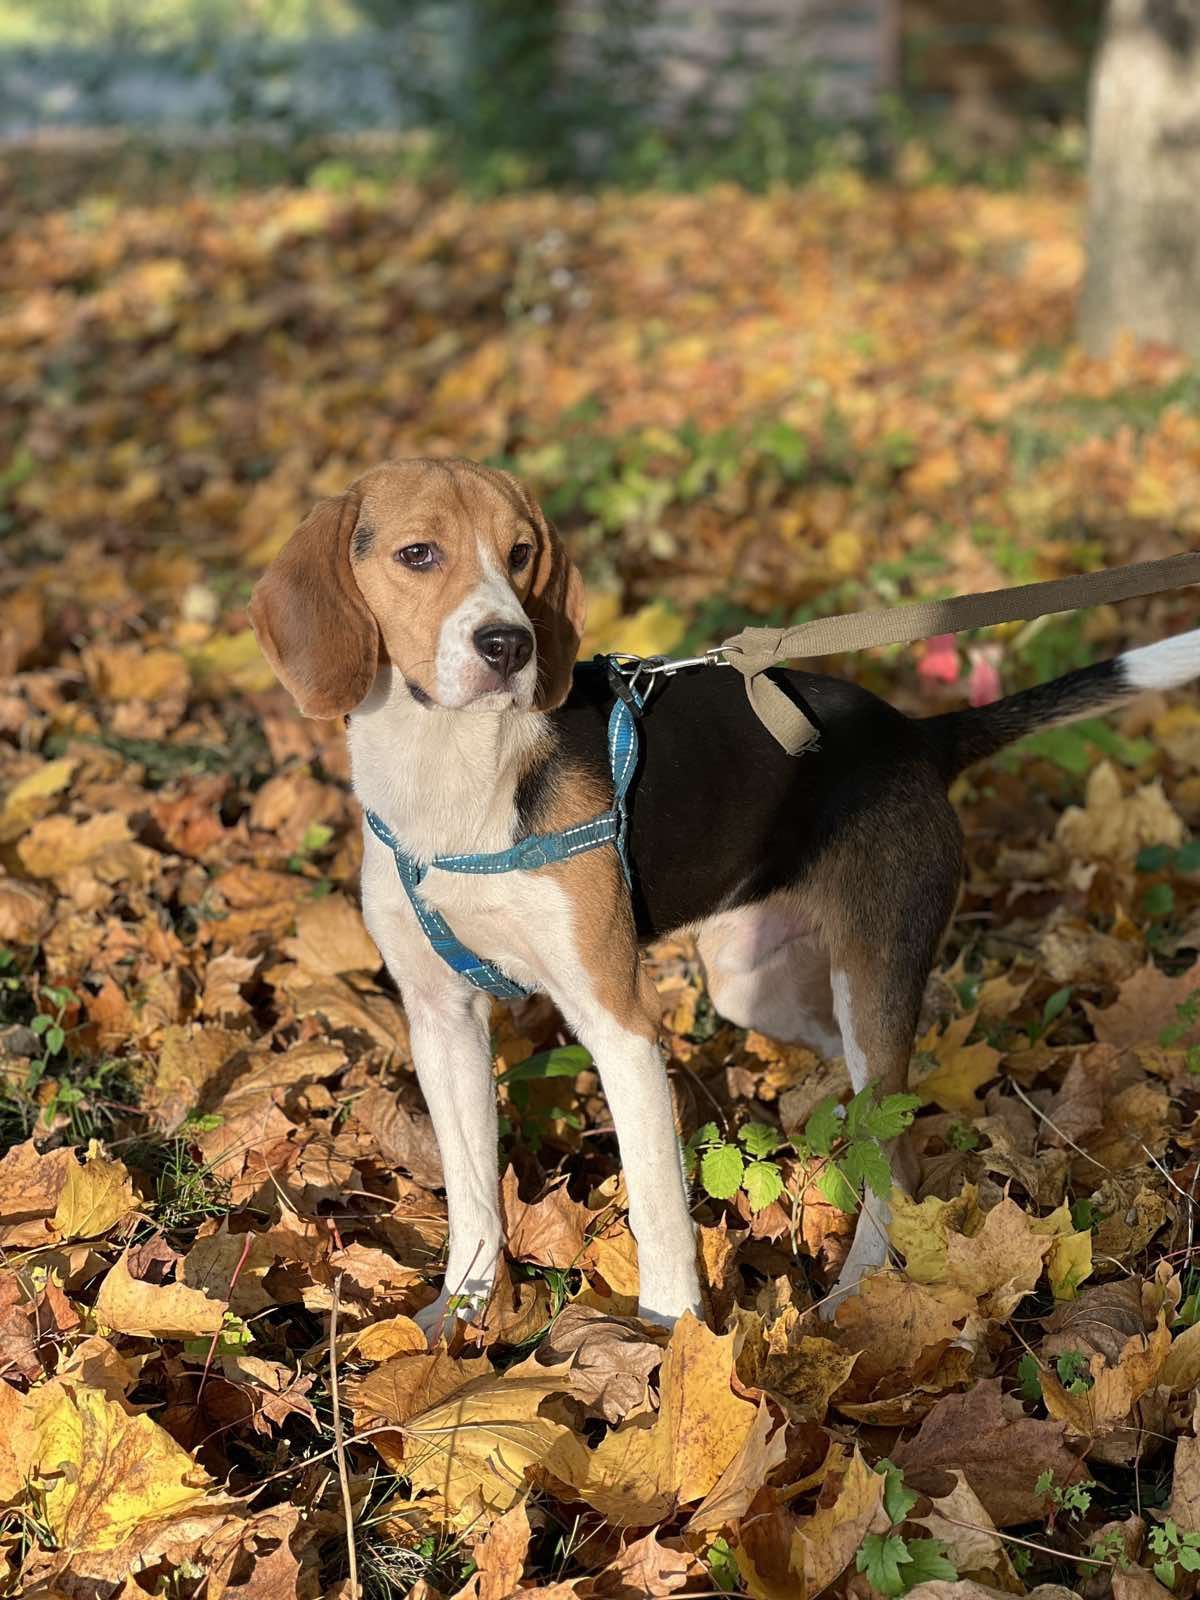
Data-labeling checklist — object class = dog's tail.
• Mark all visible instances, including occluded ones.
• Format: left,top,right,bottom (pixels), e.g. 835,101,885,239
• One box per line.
923,628,1200,781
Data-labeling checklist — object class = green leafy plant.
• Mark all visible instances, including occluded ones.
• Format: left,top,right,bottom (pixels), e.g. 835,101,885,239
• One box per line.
1088,1528,1131,1571
287,820,336,874
29,982,77,1079
706,1535,739,1593
1025,985,1072,1044
796,1089,920,1213
684,1119,786,1213
946,1119,982,1152
856,1461,957,1597
1020,1349,1094,1404
1147,1519,1200,1588
1035,1468,1097,1524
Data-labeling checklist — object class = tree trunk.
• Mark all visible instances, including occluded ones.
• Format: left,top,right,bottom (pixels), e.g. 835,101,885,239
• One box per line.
1080,0,1200,357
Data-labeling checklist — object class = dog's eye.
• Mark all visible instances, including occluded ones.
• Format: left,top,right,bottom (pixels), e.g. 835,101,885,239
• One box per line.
509,542,533,572
395,543,435,570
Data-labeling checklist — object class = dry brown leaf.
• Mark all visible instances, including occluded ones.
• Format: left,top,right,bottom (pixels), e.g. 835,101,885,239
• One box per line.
145,1023,253,1132
686,1398,789,1533
0,877,52,942
281,890,380,975
888,1187,982,1286
834,1273,970,1396
736,1448,889,1600
587,1529,706,1597
944,1197,1054,1318
1040,1313,1171,1438
360,1351,588,1527
534,1304,662,1423
455,1500,531,1600
893,1378,1085,1526
0,1141,74,1247
94,1249,227,1340
1160,1319,1200,1392
352,1084,444,1188
732,1305,858,1422
347,1315,428,1364
907,1586,1078,1600
1111,1569,1176,1600
914,1471,1013,1582
200,949,259,1021
83,642,190,703
348,1347,494,1438
1086,960,1200,1054
502,1169,596,1269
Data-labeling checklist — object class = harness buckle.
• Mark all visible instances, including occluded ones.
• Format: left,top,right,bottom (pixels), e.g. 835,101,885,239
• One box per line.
602,653,649,715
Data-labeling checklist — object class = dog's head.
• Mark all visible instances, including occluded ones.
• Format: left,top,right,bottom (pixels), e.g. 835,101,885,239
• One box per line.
249,458,585,720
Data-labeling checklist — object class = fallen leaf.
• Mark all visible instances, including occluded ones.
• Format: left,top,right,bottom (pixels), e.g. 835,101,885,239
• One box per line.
534,1304,662,1423
944,1197,1054,1318
1056,761,1186,864
354,1350,588,1527
51,1148,138,1242
575,1313,758,1525
456,1499,531,1600
894,1378,1085,1526
910,1013,1003,1114
732,1306,858,1422
94,1250,227,1340
281,891,380,975
1040,1313,1171,1438
736,1448,889,1600
502,1169,595,1269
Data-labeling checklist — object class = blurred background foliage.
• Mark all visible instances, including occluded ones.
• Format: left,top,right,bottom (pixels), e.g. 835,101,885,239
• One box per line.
0,0,1103,193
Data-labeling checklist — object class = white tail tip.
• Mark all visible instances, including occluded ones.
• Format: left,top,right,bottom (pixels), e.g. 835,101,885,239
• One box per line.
1121,628,1200,693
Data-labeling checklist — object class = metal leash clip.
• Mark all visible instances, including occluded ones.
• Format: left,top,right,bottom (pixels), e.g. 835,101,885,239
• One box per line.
600,647,731,713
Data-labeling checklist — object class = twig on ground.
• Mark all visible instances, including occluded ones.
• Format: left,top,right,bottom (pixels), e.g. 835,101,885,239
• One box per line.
330,1269,360,1600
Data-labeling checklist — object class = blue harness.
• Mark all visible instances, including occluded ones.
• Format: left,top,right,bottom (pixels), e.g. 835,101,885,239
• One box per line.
364,660,645,1001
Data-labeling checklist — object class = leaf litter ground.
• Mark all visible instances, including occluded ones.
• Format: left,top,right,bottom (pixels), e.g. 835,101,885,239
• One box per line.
1,152,1200,1599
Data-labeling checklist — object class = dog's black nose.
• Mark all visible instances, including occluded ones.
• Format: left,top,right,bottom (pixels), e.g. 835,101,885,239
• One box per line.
473,624,534,680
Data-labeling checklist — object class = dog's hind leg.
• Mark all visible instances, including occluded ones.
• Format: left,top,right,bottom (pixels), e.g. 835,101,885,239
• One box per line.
816,793,963,1316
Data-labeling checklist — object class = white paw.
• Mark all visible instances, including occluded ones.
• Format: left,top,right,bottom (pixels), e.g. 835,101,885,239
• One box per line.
413,1280,492,1343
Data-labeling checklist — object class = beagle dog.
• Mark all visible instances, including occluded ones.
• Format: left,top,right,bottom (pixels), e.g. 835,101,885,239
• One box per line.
251,457,1200,1331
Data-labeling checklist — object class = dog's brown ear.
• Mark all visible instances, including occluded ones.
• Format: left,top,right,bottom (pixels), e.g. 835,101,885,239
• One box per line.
524,513,586,711
249,493,378,720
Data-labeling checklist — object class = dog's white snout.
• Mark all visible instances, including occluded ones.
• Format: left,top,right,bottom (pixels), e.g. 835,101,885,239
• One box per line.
435,545,538,708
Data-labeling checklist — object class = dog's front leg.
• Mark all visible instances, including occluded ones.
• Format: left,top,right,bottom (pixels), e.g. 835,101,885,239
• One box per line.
403,984,503,1335
362,866,502,1335
558,989,702,1328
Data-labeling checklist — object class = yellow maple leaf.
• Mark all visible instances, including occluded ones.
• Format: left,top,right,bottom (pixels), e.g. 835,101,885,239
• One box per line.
909,1011,1002,1114
29,1378,217,1556
575,1313,758,1525
51,1146,137,1242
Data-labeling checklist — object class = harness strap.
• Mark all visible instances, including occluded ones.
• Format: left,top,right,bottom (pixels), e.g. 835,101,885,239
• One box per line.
364,689,642,1000
364,808,530,1000
721,549,1200,755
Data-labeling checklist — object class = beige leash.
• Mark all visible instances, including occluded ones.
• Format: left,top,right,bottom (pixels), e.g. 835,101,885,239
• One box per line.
717,550,1200,753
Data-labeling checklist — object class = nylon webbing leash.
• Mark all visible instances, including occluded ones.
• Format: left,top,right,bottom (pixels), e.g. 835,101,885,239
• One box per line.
716,549,1200,754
